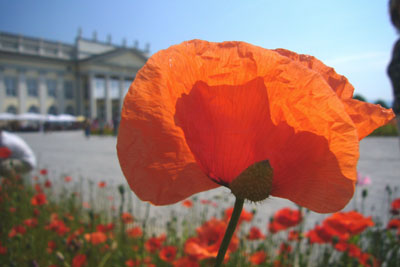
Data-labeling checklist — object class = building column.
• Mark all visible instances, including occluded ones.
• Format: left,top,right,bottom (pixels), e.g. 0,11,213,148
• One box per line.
39,70,47,115
119,76,124,112
57,72,64,114
0,67,4,112
17,68,27,114
88,73,96,119
105,74,112,123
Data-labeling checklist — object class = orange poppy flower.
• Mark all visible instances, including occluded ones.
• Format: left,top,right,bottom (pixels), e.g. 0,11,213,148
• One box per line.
224,206,253,224
184,218,238,260
84,231,107,245
126,226,143,238
98,181,106,188
182,199,193,208
117,40,394,213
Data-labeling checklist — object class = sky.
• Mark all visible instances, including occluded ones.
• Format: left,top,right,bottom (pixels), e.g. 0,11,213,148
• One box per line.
0,0,397,104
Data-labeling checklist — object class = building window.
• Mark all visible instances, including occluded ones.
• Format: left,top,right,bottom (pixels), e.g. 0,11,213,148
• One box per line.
48,105,58,115
5,76,17,96
111,79,119,99
95,78,105,99
65,105,74,115
28,105,39,113
6,105,17,114
27,78,38,97
47,79,57,97
64,81,74,99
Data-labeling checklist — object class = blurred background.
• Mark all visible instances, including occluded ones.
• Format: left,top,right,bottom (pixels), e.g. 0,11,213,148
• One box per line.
0,0,397,130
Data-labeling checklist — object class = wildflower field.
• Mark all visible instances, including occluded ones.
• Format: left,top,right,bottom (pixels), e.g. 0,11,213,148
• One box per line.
1,168,399,267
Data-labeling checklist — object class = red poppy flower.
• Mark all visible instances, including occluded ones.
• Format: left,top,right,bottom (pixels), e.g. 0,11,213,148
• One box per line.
8,225,26,238
247,226,265,240
288,230,300,241
249,250,267,265
268,208,302,233
279,243,292,254
117,40,394,212
145,234,166,253
84,231,107,245
173,257,200,267
0,147,11,159
387,218,400,235
324,211,374,236
125,259,140,267
40,169,48,175
23,218,38,228
182,199,193,208
159,245,178,262
224,206,253,224
121,212,134,224
64,176,72,182
45,215,70,236
98,181,106,188
44,180,52,188
31,193,47,206
72,254,87,267
306,224,349,244
47,240,56,253
126,226,143,238
34,183,42,193
0,241,7,255
391,198,400,212
96,223,114,233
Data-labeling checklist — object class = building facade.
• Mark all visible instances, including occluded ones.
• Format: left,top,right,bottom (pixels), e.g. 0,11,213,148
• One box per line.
0,30,148,123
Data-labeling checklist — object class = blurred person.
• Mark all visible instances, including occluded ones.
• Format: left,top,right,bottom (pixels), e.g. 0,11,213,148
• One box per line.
388,0,400,136
0,130,37,177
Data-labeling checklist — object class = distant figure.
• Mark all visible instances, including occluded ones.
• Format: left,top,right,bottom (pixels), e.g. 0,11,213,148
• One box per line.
0,130,37,177
112,113,120,136
84,119,91,139
388,0,400,135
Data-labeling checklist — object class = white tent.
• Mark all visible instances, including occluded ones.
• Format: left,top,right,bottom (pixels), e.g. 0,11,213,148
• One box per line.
0,113,17,121
56,114,77,122
18,113,46,121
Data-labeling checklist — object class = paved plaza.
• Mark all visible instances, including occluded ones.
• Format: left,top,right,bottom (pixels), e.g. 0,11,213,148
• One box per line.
17,131,400,228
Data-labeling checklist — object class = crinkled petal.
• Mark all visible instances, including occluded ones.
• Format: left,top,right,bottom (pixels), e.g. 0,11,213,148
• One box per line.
275,48,395,140
118,40,366,212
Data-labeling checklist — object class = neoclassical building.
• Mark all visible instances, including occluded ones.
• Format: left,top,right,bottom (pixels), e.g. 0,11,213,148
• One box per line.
0,30,148,122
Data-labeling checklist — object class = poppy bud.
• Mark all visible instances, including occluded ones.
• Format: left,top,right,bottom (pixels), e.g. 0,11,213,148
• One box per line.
229,160,273,202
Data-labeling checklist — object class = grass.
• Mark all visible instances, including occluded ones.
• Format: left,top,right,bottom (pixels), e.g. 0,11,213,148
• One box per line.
0,167,400,267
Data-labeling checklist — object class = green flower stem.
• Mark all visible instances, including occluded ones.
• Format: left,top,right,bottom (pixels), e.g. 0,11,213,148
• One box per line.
215,197,244,267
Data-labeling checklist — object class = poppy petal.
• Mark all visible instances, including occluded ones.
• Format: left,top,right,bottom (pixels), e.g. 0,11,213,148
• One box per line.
117,40,392,212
